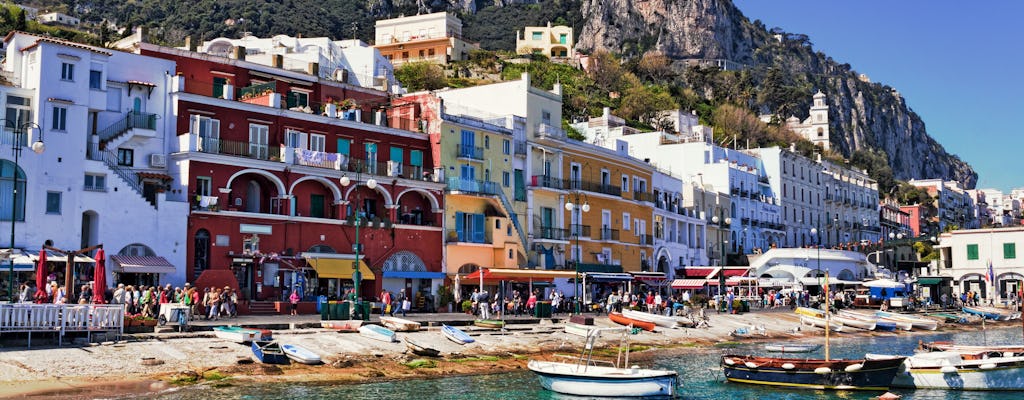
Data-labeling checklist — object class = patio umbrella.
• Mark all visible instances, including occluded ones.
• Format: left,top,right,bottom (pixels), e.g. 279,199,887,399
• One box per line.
34,249,47,303
92,248,106,304
861,279,901,289
453,274,462,303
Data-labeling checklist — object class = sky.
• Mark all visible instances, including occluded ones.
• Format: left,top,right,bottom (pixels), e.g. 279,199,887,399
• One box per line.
732,0,1024,192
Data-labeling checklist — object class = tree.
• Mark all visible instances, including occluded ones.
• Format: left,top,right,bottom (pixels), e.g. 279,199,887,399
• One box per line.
587,50,626,93
635,51,673,83
14,8,25,32
394,62,447,91
618,84,676,123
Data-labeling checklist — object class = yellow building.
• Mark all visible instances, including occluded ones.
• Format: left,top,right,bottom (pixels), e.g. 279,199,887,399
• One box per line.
516,23,573,58
373,12,479,65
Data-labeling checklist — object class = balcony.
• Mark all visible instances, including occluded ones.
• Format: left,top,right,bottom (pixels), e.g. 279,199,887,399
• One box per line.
446,177,501,196
445,229,489,244
514,140,527,156
534,123,566,140
456,144,484,161
569,224,592,239
569,180,622,197
534,227,569,241
633,191,655,203
531,175,565,190
638,234,653,246
599,227,620,241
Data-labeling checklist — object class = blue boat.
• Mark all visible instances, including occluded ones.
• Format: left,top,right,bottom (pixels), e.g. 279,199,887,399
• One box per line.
963,305,1014,321
874,320,897,331
442,324,475,344
251,341,290,365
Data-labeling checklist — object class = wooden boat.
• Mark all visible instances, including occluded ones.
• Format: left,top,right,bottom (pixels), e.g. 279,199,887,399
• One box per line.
622,309,678,329
404,337,441,357
763,343,822,353
721,354,906,390
321,319,363,332
281,343,321,365
876,311,938,330
358,324,397,343
832,314,876,331
473,319,506,329
919,341,1024,355
254,328,274,341
795,307,826,317
882,351,1024,390
800,314,843,332
441,324,474,345
213,326,261,343
529,327,679,397
963,305,1019,321
839,310,895,331
608,312,656,332
564,322,593,337
379,316,421,332
251,341,290,365
874,314,913,331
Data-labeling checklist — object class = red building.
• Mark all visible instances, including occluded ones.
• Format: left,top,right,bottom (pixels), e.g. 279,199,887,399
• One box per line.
138,43,444,309
900,205,923,237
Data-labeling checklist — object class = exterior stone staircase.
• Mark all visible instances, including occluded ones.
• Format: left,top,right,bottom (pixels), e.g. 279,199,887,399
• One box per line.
246,302,280,315
98,112,158,150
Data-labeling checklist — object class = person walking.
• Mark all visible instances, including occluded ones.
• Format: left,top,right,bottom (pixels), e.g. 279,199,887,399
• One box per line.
401,292,411,317
477,289,490,320
380,290,392,317
289,288,300,316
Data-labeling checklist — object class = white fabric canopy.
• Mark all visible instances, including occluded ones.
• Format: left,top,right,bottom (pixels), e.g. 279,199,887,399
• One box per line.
861,279,903,288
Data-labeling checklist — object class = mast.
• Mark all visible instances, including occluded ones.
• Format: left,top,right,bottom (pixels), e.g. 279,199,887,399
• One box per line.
824,270,830,361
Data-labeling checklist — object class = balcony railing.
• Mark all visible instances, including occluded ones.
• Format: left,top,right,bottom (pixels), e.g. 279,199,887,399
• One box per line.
531,175,565,190
633,191,655,203
534,227,569,240
196,136,280,161
238,81,277,99
514,141,527,155
638,234,653,245
446,177,501,196
97,111,158,144
445,229,489,244
599,228,620,241
534,123,566,140
456,144,484,160
569,224,591,238
569,180,622,197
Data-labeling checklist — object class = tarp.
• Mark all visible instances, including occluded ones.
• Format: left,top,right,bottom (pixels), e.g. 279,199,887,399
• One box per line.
916,277,944,285
306,258,375,280
630,271,667,281
462,268,576,282
381,271,446,279
862,279,903,289
682,268,716,279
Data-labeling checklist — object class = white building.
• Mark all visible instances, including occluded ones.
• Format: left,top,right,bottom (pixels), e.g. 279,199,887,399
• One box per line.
1,32,188,294
38,12,79,27
515,23,573,58
785,90,830,151
652,169,707,276
748,247,876,287
936,226,1024,301
909,178,978,232
747,145,826,248
819,156,881,246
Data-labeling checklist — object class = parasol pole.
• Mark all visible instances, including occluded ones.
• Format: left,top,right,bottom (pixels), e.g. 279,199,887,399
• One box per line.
824,270,830,361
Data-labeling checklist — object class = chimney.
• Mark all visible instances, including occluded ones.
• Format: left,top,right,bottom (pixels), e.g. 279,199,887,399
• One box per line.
552,82,562,96
308,62,319,76
184,36,197,52
234,46,246,61
272,54,283,68
603,107,610,119
521,72,530,86
137,27,148,44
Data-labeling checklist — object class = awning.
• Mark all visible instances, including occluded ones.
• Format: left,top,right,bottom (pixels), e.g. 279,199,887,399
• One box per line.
726,277,758,286
721,267,750,278
799,277,862,286
682,267,716,279
462,268,577,283
381,271,446,279
1,249,37,271
109,255,176,274
586,272,635,282
307,258,374,280
916,277,945,285
137,172,174,181
671,279,708,289
630,271,667,281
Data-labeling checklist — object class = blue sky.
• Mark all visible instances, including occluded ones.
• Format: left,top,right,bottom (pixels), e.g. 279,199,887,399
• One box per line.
733,0,1023,192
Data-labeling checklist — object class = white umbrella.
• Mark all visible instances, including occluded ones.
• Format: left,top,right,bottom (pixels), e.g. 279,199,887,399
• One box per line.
861,279,902,289
453,274,462,303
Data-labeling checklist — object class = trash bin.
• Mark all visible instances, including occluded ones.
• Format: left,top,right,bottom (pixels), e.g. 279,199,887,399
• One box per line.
317,295,327,314
534,301,552,318
321,300,333,320
741,300,750,313
337,301,350,320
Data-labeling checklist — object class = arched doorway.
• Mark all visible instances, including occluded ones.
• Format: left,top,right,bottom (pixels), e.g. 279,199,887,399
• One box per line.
193,229,210,281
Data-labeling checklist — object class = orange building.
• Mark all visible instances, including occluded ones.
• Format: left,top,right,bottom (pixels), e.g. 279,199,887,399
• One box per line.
373,12,479,66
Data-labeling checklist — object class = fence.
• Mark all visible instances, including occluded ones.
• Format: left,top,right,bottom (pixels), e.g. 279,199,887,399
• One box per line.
0,303,124,347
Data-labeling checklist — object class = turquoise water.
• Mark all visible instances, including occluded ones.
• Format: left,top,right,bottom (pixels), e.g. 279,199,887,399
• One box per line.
146,327,1024,399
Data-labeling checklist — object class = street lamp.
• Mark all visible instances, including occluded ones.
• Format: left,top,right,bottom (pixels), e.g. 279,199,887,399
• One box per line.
565,191,589,314
712,213,731,299
2,120,43,302
339,173,376,310
810,225,822,298
888,231,904,272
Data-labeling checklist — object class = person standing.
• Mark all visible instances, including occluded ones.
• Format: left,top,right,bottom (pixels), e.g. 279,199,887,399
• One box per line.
477,289,490,320
113,284,126,304
289,288,300,315
401,293,411,317
380,290,392,317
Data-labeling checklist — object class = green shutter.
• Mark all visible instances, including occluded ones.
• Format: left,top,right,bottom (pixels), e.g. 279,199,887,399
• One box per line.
336,138,350,155
1004,243,1016,259
390,146,403,163
967,244,979,260
410,150,423,166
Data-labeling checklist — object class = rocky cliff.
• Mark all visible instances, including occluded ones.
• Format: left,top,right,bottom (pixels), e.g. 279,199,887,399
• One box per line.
573,0,976,187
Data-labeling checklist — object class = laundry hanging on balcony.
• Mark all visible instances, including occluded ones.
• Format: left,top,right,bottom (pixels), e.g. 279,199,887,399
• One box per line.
295,149,339,167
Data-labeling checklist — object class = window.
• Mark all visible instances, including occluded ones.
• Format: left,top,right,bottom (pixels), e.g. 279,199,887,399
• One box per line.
309,194,325,218
196,176,212,196
116,148,134,166
51,106,67,131
89,70,102,89
285,129,307,149
559,33,567,44
484,136,490,149
45,191,61,214
532,32,542,40
0,160,26,221
5,95,31,128
61,62,74,81
249,124,270,159
454,212,486,243
336,138,351,156
84,173,106,191
1004,243,1016,259
502,171,510,187
286,90,309,109
966,244,979,260
191,115,220,143
502,139,510,155
621,174,629,192
623,213,631,230
309,133,326,152
541,110,551,125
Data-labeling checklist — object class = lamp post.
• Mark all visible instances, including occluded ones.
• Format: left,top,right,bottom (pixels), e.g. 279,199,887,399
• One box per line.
712,212,730,300
339,173,377,309
565,190,589,314
2,120,44,302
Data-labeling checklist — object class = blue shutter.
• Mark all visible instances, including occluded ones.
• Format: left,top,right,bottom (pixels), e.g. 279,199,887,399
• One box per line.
472,214,485,243
336,138,350,155
390,146,403,163
410,150,423,166
455,211,465,242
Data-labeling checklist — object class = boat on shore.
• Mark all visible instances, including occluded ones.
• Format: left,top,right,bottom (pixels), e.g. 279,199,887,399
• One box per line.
405,337,441,357
919,341,1024,355
876,311,938,330
622,309,678,329
839,310,895,331
963,305,1020,321
881,351,1024,390
763,343,821,353
608,312,656,331
795,307,826,318
800,314,843,332
564,322,593,337
281,344,321,365
875,314,913,331
321,319,363,332
528,327,679,397
251,341,290,365
441,324,474,345
721,354,907,390
213,326,261,343
358,324,397,343
832,314,876,331
379,316,421,332
473,319,505,329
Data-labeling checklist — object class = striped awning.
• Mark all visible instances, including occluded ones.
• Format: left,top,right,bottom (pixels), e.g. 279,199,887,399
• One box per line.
110,255,176,274
671,279,708,289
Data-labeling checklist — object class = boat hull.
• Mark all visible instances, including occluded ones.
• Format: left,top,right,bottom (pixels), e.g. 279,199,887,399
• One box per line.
889,352,1024,390
405,338,440,357
622,309,678,328
876,311,938,330
358,324,397,342
251,341,290,365
963,306,1017,321
528,360,678,397
213,326,260,343
380,316,421,332
764,343,822,353
473,319,505,329
721,355,906,390
281,344,321,365
564,322,593,337
833,315,876,331
608,312,656,331
800,315,842,332
321,319,363,332
441,324,474,344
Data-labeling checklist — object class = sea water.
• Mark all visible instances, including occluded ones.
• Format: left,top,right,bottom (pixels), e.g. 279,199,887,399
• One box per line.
142,327,1024,400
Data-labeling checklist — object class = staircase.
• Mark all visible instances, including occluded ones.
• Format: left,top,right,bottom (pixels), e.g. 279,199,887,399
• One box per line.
98,148,155,208
247,302,279,315
494,188,528,249
98,112,158,150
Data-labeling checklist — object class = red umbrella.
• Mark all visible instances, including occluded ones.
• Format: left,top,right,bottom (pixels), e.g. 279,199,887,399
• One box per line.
34,249,47,303
92,248,106,304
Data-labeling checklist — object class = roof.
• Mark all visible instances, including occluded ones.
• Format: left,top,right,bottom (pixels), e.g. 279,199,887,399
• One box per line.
671,279,707,289
12,33,113,56
109,255,176,274
137,172,173,181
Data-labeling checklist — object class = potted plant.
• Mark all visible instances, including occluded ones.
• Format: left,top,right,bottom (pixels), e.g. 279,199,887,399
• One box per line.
461,300,473,314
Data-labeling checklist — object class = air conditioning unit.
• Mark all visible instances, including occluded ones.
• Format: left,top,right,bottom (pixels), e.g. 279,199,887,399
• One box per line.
149,153,167,167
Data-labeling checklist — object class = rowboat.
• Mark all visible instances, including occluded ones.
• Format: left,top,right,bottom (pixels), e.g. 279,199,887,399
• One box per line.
251,340,290,365
963,305,1019,321
876,311,938,330
529,327,679,397
839,310,895,331
358,324,397,343
404,337,441,357
874,314,913,331
881,351,1024,390
564,322,593,337
321,319,363,332
622,309,678,328
721,354,906,390
763,343,822,353
213,326,261,343
800,314,843,332
608,312,656,332
795,307,826,317
832,314,876,331
441,324,474,345
281,343,321,365
473,319,505,329
379,316,421,332
919,341,1024,355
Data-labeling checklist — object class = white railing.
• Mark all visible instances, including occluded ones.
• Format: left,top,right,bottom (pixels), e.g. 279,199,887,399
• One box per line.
0,303,124,347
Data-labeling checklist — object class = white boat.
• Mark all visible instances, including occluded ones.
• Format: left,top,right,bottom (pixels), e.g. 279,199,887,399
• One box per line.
801,314,843,332
213,326,260,343
441,324,474,345
622,309,678,329
876,311,938,331
528,327,679,397
795,307,826,318
281,343,322,365
764,343,822,353
874,314,913,331
832,314,876,331
379,316,421,332
882,351,1024,390
358,324,397,343
563,322,593,337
